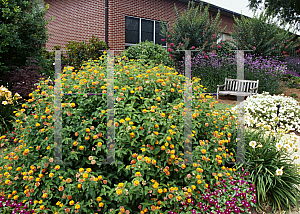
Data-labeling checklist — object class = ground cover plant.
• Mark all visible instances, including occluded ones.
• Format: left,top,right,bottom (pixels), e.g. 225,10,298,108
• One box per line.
232,92,300,133
0,53,260,213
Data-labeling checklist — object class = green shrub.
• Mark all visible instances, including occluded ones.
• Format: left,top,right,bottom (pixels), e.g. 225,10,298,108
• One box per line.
64,35,108,71
0,55,244,213
121,41,174,67
0,0,49,71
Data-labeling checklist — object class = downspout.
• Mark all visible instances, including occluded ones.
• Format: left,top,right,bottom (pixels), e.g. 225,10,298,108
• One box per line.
105,0,108,45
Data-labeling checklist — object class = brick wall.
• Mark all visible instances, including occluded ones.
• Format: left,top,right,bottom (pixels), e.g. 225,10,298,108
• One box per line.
44,0,105,50
44,0,237,50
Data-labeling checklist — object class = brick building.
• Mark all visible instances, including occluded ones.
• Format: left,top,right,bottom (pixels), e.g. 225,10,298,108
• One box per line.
44,0,246,51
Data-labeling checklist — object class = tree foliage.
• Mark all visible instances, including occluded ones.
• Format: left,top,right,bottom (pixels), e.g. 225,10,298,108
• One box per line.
247,0,300,29
160,1,225,63
0,0,49,73
230,10,299,59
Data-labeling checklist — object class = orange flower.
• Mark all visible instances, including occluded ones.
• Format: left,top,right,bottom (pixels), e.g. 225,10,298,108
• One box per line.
77,184,82,189
67,195,72,200
58,186,64,191
151,205,156,211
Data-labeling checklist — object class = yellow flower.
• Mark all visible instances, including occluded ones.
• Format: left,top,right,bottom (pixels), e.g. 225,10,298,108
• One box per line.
157,189,163,194
134,180,139,186
116,189,122,195
97,197,102,202
83,173,88,178
69,200,74,205
79,168,84,173
120,119,125,123
166,136,171,141
75,204,80,209
36,123,40,127
153,182,159,189
125,117,130,121
118,183,124,188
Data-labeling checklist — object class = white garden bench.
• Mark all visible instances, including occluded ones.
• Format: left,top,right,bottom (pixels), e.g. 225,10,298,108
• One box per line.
216,78,259,99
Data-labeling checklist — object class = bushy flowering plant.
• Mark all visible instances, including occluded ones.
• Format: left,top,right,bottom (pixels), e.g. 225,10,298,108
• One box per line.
232,91,300,133
0,54,240,214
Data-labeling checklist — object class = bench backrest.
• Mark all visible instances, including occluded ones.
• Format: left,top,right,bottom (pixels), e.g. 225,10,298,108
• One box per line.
224,78,259,93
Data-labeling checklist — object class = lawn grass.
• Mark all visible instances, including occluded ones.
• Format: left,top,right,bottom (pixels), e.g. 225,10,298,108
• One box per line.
213,102,237,111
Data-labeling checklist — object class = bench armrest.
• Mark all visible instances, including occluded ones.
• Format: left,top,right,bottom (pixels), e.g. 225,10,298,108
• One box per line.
217,84,226,88
249,86,258,93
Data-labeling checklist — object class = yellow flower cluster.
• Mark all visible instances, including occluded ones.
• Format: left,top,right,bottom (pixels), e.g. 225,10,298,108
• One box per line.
0,85,21,105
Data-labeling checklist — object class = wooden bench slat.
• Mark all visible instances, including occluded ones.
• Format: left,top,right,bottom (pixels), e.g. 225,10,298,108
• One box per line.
217,78,259,99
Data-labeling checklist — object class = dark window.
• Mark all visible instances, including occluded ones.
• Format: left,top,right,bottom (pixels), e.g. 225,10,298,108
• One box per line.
141,19,153,42
125,16,167,47
125,16,139,44
155,21,166,46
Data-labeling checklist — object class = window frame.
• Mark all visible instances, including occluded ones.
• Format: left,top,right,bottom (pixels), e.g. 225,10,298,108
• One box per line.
125,15,167,49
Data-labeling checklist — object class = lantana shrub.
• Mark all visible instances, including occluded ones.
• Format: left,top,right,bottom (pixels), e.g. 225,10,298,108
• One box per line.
0,54,255,214
232,92,300,133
